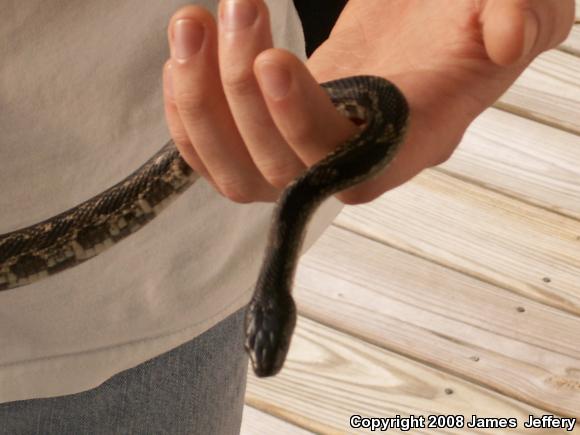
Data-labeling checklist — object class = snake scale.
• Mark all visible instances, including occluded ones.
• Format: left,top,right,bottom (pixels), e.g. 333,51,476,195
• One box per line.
0,75,408,377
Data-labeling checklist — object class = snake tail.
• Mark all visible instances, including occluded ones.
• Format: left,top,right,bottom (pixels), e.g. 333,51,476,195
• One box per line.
244,76,409,377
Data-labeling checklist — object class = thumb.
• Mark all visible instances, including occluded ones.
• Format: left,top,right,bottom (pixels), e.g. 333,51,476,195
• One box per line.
481,0,575,66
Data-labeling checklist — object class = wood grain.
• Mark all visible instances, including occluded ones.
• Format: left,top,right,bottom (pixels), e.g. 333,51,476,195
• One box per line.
246,316,569,434
293,225,580,417
335,170,580,315
439,107,580,220
496,50,580,134
241,406,314,435
560,24,580,55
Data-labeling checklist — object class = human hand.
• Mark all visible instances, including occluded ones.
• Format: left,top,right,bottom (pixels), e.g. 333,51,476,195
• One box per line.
163,1,359,203
164,0,574,205
300,0,575,202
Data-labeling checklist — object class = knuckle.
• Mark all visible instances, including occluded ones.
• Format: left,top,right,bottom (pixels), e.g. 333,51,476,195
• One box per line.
170,131,192,149
221,71,256,97
175,93,204,115
174,90,208,118
257,159,303,189
216,178,255,203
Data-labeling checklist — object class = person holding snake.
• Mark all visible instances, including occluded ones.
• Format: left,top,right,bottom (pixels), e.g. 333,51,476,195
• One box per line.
0,0,574,433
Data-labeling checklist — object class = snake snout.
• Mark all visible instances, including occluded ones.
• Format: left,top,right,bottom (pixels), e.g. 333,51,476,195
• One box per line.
244,294,297,377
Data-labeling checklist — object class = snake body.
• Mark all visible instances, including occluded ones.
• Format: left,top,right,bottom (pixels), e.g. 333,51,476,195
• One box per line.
0,76,408,377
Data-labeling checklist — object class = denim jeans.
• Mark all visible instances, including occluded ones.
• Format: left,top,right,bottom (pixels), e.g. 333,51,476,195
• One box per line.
0,307,249,435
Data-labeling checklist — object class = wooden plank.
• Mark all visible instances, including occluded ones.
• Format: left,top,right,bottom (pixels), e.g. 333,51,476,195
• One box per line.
241,406,314,435
335,170,580,315
496,50,580,134
294,225,580,417
560,24,580,56
246,316,569,434
439,108,580,220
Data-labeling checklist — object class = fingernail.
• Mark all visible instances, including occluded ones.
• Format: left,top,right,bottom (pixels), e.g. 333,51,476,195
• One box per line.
221,0,258,32
173,19,204,62
257,61,291,100
164,63,174,98
522,11,539,59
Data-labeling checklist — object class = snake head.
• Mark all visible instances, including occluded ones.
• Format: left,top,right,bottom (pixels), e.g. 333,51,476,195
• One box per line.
244,293,297,377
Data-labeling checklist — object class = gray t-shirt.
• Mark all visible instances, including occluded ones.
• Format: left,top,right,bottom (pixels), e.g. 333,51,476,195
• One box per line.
0,0,342,402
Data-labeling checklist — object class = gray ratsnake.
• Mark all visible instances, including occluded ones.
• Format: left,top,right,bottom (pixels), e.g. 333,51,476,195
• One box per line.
0,75,409,377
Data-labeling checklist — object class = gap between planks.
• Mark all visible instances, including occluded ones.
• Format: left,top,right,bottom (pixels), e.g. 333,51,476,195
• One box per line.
336,169,580,316
293,225,580,417
494,49,580,135
438,108,580,221
246,315,572,433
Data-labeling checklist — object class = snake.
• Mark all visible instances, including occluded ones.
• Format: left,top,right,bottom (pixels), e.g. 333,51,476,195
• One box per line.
0,75,409,377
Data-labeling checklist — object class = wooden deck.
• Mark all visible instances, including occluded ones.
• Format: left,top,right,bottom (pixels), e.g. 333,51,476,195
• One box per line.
241,12,580,435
